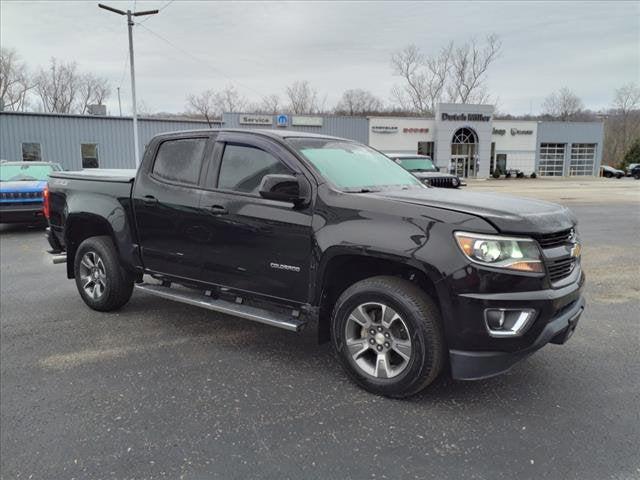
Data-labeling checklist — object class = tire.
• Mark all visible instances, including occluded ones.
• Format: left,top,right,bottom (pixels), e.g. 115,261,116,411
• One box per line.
331,276,445,398
74,235,134,311
634,173,640,180
616,173,623,179
604,172,612,178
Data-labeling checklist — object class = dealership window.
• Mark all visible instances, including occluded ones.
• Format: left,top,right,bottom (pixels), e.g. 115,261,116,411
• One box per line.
490,142,496,174
21,143,42,162
568,143,596,176
81,144,99,168
417,141,434,158
538,143,565,176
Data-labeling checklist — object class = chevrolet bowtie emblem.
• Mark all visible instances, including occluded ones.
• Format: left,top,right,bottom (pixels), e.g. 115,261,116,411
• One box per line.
570,243,582,258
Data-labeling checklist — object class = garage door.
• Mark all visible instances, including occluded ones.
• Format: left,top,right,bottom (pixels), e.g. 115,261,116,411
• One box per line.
538,143,565,176
569,143,596,176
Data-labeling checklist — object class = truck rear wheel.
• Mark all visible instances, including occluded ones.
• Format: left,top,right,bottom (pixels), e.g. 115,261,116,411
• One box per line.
331,276,445,398
74,236,134,312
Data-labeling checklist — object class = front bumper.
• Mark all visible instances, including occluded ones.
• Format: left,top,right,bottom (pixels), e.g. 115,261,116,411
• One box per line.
449,295,585,380
443,269,585,380
0,203,45,224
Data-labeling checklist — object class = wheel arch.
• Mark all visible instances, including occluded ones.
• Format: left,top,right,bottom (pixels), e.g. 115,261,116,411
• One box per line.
314,249,445,344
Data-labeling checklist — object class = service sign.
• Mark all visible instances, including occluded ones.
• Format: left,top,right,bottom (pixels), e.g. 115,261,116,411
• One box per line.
291,116,323,127
239,114,273,125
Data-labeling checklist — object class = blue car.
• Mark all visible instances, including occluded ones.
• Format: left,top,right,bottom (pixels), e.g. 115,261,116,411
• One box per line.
0,161,62,224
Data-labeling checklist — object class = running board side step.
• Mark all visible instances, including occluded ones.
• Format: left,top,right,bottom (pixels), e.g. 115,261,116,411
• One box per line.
135,283,306,332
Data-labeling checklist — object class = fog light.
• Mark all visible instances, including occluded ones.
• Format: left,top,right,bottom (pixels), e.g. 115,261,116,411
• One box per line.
484,309,536,337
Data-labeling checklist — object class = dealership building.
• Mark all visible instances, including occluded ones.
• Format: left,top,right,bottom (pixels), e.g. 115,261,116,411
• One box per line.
1,104,604,177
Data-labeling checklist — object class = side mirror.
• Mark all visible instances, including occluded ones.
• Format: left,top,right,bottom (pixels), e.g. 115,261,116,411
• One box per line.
259,174,304,204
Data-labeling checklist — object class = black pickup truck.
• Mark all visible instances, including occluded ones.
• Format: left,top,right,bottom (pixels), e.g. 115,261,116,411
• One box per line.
46,129,585,398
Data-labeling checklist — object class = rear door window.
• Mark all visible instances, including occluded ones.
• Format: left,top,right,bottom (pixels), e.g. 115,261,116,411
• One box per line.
152,138,207,185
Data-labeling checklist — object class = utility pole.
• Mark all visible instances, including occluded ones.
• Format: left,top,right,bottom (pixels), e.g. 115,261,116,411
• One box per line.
98,3,158,167
117,87,122,116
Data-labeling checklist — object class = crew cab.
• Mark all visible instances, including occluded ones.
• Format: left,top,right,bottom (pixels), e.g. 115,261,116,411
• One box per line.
46,129,585,397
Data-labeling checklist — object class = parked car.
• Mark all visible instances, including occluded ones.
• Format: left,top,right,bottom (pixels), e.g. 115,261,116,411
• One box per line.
630,164,640,179
625,163,640,177
0,161,62,224
45,129,584,398
386,153,462,188
601,165,625,178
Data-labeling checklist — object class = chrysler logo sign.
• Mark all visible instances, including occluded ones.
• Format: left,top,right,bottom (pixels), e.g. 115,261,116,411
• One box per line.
371,126,399,133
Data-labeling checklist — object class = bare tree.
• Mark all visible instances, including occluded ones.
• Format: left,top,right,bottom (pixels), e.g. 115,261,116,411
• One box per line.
186,89,218,126
34,58,80,113
215,84,247,114
77,73,111,114
335,88,383,115
390,43,454,114
612,83,640,115
604,83,640,166
259,94,281,114
390,45,429,114
447,34,501,104
0,47,34,111
285,80,321,114
541,87,584,121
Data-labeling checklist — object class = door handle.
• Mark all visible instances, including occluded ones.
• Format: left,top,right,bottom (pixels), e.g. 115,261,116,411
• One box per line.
208,204,228,215
142,195,158,205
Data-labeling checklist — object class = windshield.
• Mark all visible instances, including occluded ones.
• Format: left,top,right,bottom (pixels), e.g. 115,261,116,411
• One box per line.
0,164,57,182
395,157,437,172
287,138,422,191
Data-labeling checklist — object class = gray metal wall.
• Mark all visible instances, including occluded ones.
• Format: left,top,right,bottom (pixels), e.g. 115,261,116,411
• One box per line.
222,113,369,144
536,121,605,175
0,112,212,170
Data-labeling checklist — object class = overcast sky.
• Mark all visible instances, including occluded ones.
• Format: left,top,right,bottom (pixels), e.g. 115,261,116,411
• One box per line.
1,0,638,116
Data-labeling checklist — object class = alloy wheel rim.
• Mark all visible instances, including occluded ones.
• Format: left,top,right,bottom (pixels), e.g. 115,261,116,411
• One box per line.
79,251,107,300
344,302,412,379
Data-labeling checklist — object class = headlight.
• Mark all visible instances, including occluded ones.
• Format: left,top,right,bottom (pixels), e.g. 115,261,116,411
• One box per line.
454,232,543,273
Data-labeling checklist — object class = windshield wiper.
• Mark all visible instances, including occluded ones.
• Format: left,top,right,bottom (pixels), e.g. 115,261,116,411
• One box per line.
344,187,381,193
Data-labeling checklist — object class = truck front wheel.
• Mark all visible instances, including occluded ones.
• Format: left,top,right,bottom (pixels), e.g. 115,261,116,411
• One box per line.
73,236,134,311
331,276,445,398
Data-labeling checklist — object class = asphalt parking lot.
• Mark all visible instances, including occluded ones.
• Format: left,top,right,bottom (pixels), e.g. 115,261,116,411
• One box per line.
1,179,639,480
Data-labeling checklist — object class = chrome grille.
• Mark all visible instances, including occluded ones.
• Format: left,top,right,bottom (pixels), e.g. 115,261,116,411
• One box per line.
547,257,576,282
535,229,573,249
424,177,454,188
0,191,42,201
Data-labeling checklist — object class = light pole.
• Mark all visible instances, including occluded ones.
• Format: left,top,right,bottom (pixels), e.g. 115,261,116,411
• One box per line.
98,3,158,167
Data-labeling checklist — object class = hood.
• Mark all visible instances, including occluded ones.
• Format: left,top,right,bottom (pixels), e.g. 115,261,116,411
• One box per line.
370,188,575,234
0,180,47,192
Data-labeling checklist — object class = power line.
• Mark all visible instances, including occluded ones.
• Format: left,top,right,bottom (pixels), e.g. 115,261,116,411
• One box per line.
136,22,268,101
138,0,175,24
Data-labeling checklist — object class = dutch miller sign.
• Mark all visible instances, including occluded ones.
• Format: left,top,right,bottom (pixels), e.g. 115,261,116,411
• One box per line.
441,113,491,122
